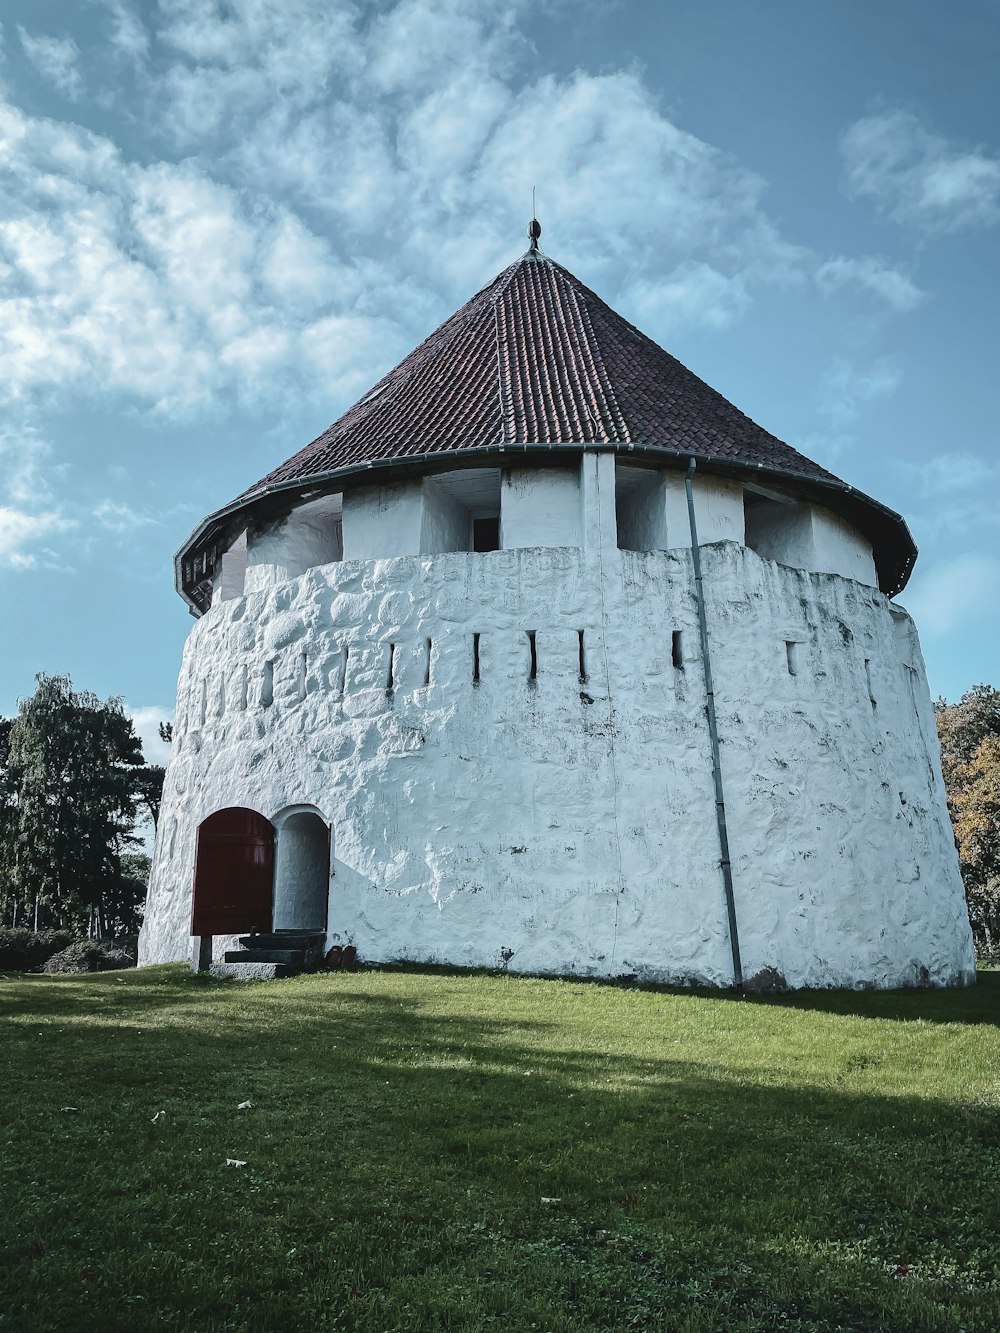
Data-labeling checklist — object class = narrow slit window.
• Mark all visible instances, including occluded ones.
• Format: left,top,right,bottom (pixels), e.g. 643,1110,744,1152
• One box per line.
239,663,248,711
527,630,537,681
672,630,684,671
425,638,432,687
261,660,274,708
785,641,799,677
387,643,396,691
578,630,587,683
341,644,350,694
472,632,481,684
864,658,876,709
199,679,208,726
298,652,308,701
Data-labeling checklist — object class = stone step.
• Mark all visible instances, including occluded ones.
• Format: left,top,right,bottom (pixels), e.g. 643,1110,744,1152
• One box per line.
210,960,295,980
238,930,325,950
225,948,305,966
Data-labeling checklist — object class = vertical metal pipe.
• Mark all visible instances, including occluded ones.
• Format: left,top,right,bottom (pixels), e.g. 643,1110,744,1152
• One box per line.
685,458,744,990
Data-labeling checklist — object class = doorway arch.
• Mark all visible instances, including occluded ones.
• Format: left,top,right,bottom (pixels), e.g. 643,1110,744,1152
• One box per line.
271,806,330,931
191,807,274,937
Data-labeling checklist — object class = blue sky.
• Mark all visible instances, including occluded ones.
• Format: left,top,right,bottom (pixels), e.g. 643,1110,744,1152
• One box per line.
1,0,998,763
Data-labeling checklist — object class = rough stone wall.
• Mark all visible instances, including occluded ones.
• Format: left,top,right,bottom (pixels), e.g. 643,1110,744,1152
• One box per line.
141,517,975,988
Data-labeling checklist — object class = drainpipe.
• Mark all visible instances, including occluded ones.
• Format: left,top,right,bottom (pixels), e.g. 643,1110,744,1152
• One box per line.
685,458,744,991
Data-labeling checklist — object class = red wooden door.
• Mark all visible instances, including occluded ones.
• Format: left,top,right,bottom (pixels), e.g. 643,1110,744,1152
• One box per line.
191,808,274,936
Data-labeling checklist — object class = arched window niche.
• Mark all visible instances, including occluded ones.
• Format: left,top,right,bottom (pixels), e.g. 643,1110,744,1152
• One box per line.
271,805,331,932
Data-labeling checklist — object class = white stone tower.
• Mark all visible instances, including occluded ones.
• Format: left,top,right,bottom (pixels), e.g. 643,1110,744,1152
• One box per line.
139,230,975,988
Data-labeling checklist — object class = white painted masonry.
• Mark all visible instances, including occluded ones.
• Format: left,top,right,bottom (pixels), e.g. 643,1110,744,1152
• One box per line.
244,495,343,596
500,466,582,549
744,496,877,587
141,453,975,988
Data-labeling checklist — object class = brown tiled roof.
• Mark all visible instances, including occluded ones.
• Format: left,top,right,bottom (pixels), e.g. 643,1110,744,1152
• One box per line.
177,247,916,610
241,250,841,491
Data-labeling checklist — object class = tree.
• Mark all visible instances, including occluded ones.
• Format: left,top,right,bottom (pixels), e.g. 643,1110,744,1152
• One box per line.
134,764,166,832
0,674,147,934
935,685,1000,958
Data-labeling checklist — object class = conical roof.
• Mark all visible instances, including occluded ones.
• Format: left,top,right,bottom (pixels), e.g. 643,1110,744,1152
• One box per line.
177,247,916,611
243,249,841,489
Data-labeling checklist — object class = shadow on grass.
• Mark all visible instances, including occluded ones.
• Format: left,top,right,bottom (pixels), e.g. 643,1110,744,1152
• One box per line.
0,965,998,1330
706,966,1000,1028
368,958,1000,1028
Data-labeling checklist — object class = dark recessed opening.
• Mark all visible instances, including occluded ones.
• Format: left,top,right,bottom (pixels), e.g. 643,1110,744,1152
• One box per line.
387,643,396,691
473,633,481,684
672,630,684,671
578,630,587,683
473,516,500,552
527,630,537,681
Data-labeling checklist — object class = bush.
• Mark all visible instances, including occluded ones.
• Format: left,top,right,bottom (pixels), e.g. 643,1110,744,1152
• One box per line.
0,928,75,972
41,941,135,975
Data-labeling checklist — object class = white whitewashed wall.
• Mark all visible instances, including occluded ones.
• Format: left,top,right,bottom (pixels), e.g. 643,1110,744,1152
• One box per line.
142,457,974,987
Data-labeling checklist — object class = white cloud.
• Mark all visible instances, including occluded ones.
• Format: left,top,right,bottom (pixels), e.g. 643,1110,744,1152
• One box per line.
902,451,1000,543
17,28,84,100
155,0,361,143
915,451,1000,497
0,422,55,506
0,505,73,568
621,262,751,333
100,1,151,65
841,110,1000,232
815,256,925,311
818,357,902,430
261,214,343,312
128,705,174,764
0,100,400,412
0,421,74,568
94,500,157,533
901,553,1000,635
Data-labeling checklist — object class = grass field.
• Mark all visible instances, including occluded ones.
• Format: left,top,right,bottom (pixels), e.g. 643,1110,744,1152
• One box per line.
1,965,998,1332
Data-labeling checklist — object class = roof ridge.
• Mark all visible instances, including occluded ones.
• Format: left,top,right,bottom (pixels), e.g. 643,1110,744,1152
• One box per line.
552,264,632,444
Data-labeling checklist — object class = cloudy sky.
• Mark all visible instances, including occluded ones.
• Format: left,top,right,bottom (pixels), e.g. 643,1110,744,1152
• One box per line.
1,0,998,759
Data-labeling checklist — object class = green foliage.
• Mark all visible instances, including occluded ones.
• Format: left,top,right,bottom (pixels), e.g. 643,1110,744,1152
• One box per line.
0,674,151,934
0,927,74,971
0,966,997,1331
935,685,1000,957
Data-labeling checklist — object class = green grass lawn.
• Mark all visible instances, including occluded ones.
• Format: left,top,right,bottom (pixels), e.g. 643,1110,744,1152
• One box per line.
1,965,998,1332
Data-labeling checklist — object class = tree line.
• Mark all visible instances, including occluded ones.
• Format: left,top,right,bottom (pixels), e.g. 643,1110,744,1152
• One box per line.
0,674,165,937
935,684,1000,958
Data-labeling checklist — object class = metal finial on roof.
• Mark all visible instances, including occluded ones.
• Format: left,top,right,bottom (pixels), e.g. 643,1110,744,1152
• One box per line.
528,186,541,251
